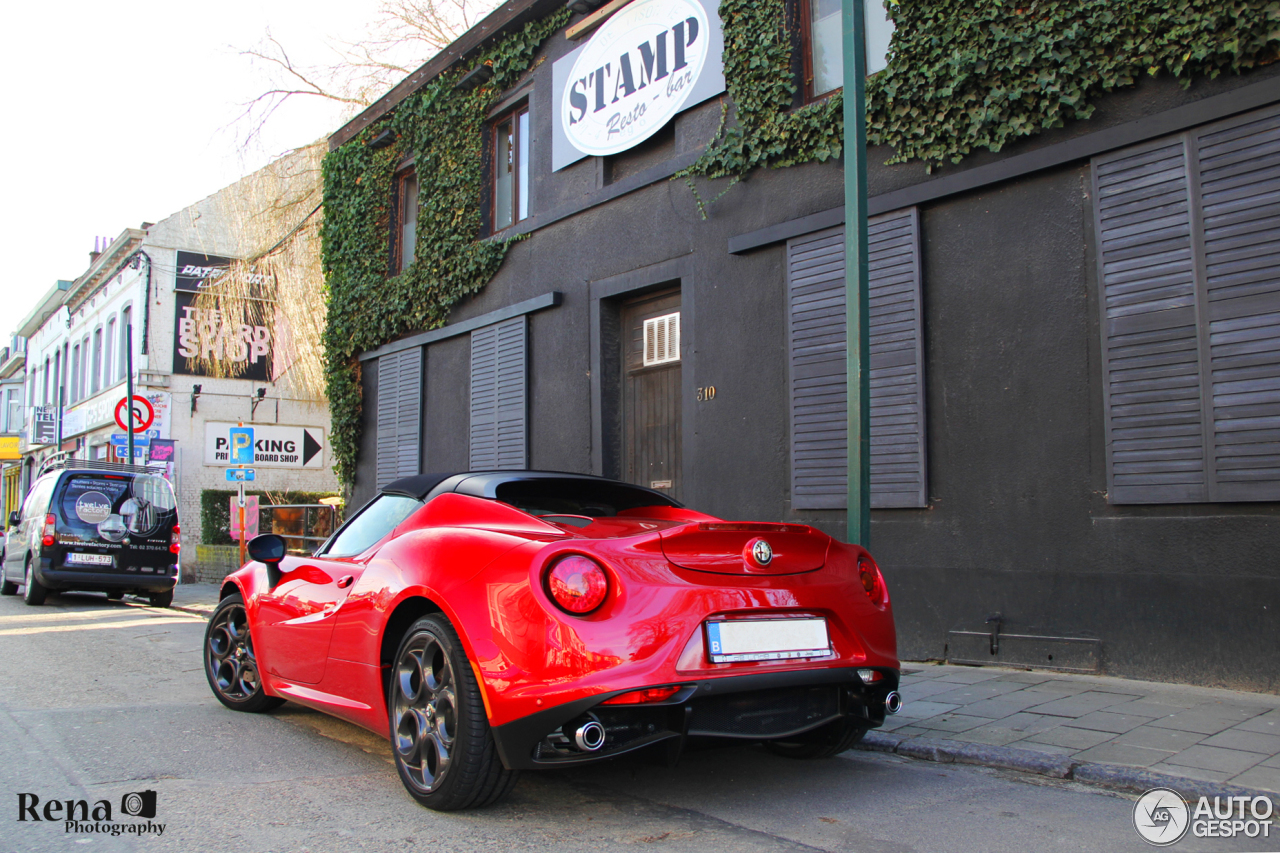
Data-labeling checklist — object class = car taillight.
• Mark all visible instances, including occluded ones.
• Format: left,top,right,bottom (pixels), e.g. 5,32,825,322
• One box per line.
601,685,682,705
41,514,56,547
858,554,886,607
170,524,181,554
546,555,609,614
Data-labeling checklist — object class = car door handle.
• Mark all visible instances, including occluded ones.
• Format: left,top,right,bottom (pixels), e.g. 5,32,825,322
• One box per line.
336,575,354,589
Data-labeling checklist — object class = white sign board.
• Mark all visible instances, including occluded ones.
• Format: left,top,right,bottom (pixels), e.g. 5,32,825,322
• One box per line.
552,0,725,170
204,422,326,469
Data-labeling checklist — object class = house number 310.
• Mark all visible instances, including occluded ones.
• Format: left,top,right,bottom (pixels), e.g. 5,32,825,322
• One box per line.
696,386,717,402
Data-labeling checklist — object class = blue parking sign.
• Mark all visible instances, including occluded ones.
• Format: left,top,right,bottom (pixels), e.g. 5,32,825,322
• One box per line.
229,427,255,464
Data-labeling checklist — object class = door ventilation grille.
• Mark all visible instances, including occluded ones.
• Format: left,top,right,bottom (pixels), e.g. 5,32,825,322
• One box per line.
643,312,680,366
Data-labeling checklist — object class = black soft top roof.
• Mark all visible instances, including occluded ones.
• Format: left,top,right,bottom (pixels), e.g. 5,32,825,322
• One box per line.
380,470,681,507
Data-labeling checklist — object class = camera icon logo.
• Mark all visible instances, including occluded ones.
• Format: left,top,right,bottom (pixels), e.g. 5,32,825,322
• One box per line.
121,790,157,819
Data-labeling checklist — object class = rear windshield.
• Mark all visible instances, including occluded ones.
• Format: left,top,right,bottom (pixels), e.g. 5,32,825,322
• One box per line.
57,474,177,543
494,478,678,519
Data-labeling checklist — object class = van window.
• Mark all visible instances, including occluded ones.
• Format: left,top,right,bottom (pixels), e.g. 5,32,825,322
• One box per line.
57,474,176,542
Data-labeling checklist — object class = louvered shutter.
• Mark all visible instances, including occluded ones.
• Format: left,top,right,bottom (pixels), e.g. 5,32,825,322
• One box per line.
1196,110,1280,501
376,348,422,488
1094,104,1280,503
1094,139,1207,503
470,316,527,470
787,208,927,509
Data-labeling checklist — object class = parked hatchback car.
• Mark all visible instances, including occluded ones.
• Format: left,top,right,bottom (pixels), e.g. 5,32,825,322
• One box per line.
1,459,180,607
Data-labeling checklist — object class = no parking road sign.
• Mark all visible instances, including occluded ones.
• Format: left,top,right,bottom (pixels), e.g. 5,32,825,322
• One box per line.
114,395,154,433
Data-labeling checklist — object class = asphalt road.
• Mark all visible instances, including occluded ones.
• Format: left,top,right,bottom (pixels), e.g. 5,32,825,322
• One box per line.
0,592,1273,853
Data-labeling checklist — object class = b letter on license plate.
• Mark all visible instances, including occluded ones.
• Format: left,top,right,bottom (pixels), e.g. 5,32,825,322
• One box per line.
706,618,830,663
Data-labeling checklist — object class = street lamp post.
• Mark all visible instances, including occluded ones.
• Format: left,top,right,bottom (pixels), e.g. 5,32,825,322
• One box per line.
842,0,871,546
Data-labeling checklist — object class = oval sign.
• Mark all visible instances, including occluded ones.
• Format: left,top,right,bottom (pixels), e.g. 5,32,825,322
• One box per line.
562,0,710,157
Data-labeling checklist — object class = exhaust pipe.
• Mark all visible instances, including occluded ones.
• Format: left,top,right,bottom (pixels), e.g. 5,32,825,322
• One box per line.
574,720,606,751
885,691,903,715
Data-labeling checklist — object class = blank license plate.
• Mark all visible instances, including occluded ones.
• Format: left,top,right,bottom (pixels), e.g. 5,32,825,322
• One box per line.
706,618,830,663
66,553,113,566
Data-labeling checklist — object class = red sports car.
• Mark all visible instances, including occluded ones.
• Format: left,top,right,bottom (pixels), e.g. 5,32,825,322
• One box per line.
204,472,900,810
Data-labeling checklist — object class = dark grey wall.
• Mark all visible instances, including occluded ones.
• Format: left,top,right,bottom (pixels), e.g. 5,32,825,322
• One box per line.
347,38,1280,691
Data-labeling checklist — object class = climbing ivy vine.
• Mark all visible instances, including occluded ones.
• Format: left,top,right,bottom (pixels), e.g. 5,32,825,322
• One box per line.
322,9,569,485
323,0,1278,485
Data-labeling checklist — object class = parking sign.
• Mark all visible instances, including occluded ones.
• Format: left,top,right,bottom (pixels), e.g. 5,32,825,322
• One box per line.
229,427,254,465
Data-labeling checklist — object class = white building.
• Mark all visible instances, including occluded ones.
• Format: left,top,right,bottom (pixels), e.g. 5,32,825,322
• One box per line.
23,174,337,581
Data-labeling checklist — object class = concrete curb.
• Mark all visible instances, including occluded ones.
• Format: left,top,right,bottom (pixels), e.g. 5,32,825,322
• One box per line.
856,731,1274,800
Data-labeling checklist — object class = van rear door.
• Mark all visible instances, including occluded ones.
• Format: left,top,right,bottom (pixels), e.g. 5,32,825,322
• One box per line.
55,474,177,573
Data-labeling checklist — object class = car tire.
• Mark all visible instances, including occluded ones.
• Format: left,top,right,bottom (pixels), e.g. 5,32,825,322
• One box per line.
22,560,47,606
764,716,868,759
204,593,284,713
148,590,174,608
105,591,124,601
0,555,17,596
389,614,518,811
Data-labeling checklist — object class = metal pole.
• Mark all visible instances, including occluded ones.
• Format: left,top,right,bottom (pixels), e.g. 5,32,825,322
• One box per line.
842,0,871,547
238,481,247,566
126,325,135,464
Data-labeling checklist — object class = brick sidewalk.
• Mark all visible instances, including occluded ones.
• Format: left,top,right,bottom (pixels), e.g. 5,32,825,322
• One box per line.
877,663,1280,795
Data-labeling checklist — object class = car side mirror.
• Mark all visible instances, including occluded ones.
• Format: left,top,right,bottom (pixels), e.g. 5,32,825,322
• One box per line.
248,534,287,565
247,534,288,587
7,511,18,528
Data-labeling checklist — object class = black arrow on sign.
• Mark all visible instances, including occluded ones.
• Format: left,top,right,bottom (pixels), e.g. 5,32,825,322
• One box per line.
303,430,323,466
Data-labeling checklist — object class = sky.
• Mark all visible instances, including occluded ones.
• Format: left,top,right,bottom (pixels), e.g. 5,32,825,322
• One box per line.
0,0,402,339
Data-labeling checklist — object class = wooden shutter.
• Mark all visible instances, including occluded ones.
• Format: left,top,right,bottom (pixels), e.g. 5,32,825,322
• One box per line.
1094,104,1280,503
1195,109,1280,501
1094,138,1207,503
376,347,422,488
787,208,927,509
470,316,527,470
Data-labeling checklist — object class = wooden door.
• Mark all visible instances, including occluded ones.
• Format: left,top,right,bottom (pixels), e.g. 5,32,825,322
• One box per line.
622,289,682,499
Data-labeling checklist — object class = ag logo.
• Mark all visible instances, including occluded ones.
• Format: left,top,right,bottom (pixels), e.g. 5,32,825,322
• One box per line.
749,538,773,567
1133,787,1190,846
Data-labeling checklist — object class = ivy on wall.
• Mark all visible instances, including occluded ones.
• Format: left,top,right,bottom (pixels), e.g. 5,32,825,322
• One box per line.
683,0,1280,186
322,0,1278,485
322,9,570,485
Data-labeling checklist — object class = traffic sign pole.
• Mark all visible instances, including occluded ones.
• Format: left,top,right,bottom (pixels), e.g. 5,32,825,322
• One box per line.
238,481,247,566
126,326,135,464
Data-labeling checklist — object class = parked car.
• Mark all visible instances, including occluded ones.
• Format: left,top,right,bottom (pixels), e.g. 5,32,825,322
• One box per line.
203,471,900,810
1,459,180,607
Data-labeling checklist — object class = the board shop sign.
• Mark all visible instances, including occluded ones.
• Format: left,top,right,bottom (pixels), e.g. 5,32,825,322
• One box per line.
552,0,724,170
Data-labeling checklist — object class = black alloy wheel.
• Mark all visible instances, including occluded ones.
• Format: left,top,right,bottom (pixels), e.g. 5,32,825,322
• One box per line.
389,614,517,810
204,594,284,713
765,716,868,759
22,560,47,606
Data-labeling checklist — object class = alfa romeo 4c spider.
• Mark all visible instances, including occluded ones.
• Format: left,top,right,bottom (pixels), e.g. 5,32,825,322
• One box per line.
203,471,900,810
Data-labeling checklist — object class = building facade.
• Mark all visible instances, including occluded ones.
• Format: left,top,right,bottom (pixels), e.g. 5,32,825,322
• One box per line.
324,1,1280,691
23,175,338,580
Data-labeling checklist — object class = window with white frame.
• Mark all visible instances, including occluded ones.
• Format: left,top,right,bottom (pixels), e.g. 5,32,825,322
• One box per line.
91,328,102,395
104,317,116,385
118,306,132,379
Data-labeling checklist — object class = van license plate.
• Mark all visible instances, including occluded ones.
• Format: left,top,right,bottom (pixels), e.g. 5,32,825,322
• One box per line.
706,618,830,663
66,553,113,566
